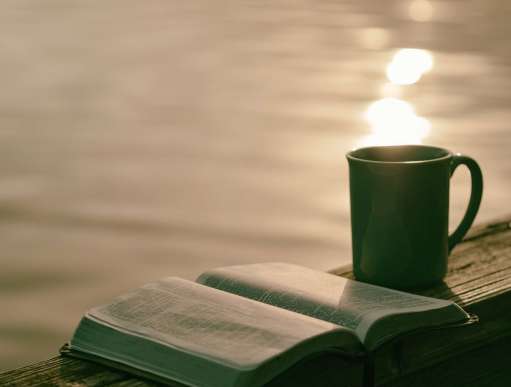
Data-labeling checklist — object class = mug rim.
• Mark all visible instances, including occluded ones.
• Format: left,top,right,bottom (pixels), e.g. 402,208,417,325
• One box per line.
346,144,452,165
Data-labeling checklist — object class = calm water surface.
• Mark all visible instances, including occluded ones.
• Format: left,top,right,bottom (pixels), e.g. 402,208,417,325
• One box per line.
1,0,511,369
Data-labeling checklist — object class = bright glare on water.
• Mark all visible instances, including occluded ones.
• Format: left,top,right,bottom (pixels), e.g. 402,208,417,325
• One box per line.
360,98,431,146
386,49,434,85
360,48,433,147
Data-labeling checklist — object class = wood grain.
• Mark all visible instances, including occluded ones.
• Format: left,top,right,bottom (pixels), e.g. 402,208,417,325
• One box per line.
2,217,511,386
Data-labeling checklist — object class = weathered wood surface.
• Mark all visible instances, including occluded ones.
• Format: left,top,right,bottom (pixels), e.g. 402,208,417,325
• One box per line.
2,217,511,387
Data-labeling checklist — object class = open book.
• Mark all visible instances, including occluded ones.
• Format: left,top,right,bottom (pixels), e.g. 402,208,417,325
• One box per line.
65,263,472,387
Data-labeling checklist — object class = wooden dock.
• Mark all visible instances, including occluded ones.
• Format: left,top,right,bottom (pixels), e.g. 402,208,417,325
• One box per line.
2,216,511,386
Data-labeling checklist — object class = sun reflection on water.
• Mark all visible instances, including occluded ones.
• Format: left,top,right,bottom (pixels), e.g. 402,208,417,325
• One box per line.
357,48,434,147
359,98,431,147
386,49,434,85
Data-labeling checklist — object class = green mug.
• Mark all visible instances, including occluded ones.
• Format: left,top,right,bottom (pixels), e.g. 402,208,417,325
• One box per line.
346,145,483,290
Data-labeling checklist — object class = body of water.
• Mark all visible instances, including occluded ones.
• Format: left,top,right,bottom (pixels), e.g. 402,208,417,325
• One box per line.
1,0,511,370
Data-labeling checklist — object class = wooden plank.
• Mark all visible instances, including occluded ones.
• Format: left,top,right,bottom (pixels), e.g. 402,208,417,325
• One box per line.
0,357,135,387
380,334,511,387
2,217,511,386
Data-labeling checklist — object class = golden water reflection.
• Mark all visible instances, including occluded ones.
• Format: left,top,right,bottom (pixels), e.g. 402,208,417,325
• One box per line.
386,49,434,85
358,48,434,147
359,97,431,147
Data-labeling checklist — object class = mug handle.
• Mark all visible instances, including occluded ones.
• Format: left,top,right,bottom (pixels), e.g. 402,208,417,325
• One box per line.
448,154,483,252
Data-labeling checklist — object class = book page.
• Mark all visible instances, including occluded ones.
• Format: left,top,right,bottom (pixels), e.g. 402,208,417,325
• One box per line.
88,278,357,369
197,263,467,345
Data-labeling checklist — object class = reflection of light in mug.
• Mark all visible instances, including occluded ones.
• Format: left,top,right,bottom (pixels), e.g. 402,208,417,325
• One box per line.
386,49,434,85
359,98,431,146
